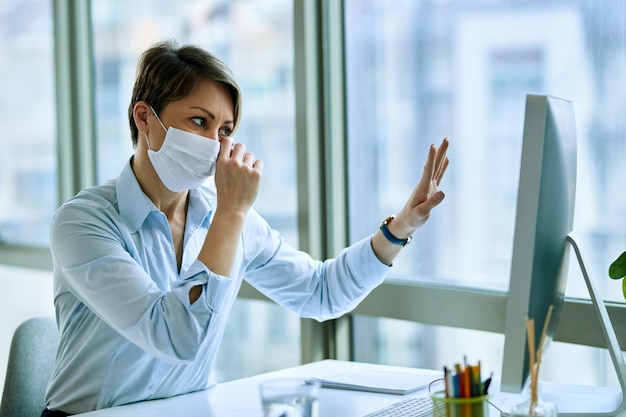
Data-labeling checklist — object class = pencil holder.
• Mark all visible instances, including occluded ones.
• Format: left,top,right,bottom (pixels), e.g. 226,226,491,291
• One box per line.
430,391,489,417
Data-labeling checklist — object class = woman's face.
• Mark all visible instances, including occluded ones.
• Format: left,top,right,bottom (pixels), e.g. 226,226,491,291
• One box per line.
148,80,235,150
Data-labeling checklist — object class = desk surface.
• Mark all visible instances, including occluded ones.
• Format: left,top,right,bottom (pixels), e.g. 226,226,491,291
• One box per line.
74,360,517,417
73,360,623,417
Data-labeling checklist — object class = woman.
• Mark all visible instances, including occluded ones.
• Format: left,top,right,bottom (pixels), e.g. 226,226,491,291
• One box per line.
43,40,449,416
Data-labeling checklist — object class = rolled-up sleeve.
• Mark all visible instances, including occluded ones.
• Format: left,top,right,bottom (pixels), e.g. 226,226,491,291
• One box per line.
51,202,232,364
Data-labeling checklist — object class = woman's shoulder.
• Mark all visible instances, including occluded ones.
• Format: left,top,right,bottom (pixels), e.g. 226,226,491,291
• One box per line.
66,180,117,207
53,180,118,221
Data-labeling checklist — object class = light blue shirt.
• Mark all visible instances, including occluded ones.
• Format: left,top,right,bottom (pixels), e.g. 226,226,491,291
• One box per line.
45,159,390,414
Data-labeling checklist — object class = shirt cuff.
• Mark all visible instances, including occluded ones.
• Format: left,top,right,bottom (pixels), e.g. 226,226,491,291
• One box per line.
173,260,233,312
347,235,392,288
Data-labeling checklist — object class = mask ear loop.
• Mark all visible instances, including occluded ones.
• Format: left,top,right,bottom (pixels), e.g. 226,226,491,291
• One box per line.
144,134,153,151
149,105,168,132
145,105,168,151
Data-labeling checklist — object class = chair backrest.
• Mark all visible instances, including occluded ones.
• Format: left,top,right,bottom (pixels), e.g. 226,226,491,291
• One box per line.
0,317,59,417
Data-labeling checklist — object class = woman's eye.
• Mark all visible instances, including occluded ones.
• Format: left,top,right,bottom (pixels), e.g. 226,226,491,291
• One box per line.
191,117,205,127
219,127,232,137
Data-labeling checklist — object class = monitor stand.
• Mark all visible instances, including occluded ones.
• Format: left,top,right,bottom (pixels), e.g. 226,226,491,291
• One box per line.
546,232,626,417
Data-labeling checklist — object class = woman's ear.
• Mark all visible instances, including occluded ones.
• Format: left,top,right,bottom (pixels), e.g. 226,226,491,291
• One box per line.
133,101,151,136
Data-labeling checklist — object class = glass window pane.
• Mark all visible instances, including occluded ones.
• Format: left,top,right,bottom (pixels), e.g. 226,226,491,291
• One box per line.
0,1,56,246
215,299,300,382
345,0,626,300
352,315,617,388
346,0,626,388
91,0,298,380
353,316,504,379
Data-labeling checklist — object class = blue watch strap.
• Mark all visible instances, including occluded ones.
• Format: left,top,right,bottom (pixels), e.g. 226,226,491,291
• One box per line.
379,215,412,246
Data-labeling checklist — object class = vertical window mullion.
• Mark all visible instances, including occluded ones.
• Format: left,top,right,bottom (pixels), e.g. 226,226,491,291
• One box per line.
294,0,327,365
294,0,352,363
321,0,352,361
53,0,96,203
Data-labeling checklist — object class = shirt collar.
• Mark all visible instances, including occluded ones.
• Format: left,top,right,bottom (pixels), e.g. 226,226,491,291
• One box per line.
116,157,215,233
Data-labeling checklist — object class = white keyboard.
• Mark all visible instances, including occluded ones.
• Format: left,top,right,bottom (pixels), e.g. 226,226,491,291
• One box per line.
364,396,435,417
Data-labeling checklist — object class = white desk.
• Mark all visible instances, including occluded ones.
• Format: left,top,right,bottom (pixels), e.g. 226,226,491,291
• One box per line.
73,360,519,417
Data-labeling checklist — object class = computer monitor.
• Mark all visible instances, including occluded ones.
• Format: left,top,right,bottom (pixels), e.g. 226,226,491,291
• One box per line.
500,95,626,417
501,94,577,393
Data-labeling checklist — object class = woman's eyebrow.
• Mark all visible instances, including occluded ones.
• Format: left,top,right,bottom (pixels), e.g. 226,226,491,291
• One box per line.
190,106,234,125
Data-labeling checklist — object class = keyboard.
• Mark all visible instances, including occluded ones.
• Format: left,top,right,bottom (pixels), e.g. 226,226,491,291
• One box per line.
364,396,435,417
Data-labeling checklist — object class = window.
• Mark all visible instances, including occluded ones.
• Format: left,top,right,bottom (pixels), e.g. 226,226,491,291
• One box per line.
0,0,56,247
91,0,299,381
345,0,626,387
2,0,626,393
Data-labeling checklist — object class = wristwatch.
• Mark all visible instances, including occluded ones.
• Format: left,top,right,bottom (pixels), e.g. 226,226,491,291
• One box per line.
379,215,412,246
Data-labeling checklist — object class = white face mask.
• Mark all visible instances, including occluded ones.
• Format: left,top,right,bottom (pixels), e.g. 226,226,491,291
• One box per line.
145,106,220,192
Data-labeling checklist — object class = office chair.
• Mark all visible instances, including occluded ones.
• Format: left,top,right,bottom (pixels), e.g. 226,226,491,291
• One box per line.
0,316,59,417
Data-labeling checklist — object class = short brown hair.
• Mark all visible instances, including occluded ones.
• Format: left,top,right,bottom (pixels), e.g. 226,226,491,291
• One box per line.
127,40,242,147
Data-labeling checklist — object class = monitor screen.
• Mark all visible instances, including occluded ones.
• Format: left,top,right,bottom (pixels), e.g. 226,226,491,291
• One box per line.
500,94,577,393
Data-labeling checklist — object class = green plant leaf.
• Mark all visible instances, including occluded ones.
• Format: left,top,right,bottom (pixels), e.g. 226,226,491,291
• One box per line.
623,278,626,300
609,251,626,279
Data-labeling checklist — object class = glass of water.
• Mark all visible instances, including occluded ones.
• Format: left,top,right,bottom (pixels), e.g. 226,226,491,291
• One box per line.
259,377,320,417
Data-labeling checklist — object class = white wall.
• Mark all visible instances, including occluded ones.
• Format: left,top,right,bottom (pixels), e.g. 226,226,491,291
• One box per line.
0,265,55,397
